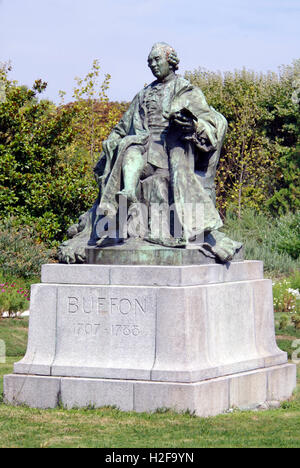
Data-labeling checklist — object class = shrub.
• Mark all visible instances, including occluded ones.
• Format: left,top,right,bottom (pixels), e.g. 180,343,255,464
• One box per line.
279,314,289,330
273,272,300,331
222,209,300,274
0,281,30,317
290,270,300,290
291,315,300,330
267,145,300,216
273,279,300,314
0,217,54,278
273,211,300,260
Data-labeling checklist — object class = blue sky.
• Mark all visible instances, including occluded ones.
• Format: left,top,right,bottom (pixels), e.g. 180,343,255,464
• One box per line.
0,0,299,103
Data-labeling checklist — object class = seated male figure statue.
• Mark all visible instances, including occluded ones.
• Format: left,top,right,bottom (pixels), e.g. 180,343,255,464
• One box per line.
59,42,242,263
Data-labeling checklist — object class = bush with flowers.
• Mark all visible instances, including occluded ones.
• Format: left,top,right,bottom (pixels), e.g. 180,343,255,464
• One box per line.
273,272,300,330
0,281,30,318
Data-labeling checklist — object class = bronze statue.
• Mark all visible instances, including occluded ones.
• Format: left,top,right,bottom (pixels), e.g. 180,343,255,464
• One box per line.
58,43,242,264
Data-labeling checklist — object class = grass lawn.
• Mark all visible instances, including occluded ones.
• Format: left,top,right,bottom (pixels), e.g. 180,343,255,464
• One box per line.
0,319,300,448
0,318,29,358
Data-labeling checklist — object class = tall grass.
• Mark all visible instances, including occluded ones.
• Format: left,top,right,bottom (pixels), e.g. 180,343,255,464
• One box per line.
223,209,300,275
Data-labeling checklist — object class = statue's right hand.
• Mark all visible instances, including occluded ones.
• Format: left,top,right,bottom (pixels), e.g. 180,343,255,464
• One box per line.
170,111,196,133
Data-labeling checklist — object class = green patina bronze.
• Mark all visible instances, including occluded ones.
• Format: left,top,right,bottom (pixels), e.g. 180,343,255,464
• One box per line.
58,43,242,264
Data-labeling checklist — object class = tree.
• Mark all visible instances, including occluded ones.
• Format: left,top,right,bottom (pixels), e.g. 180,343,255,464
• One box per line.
185,62,300,217
67,60,127,167
0,65,92,244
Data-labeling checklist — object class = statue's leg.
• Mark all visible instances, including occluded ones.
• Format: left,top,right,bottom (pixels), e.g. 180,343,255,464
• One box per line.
118,146,146,202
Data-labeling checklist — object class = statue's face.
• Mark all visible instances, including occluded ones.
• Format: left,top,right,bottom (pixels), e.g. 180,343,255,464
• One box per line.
148,48,172,81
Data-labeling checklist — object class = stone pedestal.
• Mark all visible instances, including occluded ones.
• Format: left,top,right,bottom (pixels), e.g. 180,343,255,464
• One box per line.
4,261,296,416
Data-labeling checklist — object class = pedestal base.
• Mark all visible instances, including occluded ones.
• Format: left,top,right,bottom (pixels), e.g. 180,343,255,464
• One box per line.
4,363,296,416
4,261,297,415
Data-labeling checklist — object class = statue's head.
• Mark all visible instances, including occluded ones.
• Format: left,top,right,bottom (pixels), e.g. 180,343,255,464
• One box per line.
148,42,180,81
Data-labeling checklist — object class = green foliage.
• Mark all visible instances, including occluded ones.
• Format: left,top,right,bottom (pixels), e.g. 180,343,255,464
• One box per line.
267,145,300,216
276,339,294,359
0,63,117,246
273,277,300,315
0,282,29,316
273,211,300,259
272,271,300,334
289,270,300,290
63,60,128,168
0,217,53,278
185,61,300,217
279,314,289,330
0,65,80,243
292,315,300,330
0,269,33,317
223,209,300,274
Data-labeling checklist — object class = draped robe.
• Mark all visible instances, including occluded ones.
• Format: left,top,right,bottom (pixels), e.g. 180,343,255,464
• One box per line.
58,75,242,263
